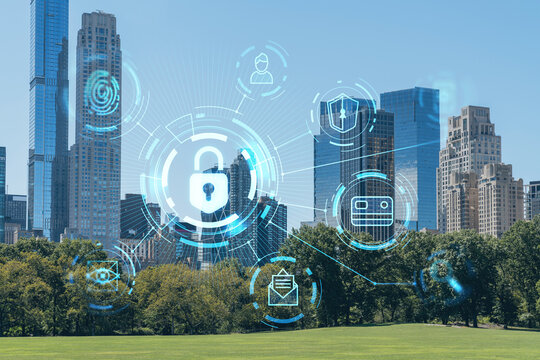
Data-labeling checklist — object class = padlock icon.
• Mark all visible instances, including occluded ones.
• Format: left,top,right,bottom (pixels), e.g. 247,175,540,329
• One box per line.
189,146,229,214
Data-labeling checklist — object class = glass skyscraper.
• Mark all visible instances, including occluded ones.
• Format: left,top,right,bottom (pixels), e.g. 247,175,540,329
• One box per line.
0,147,5,243
28,0,69,241
380,87,440,230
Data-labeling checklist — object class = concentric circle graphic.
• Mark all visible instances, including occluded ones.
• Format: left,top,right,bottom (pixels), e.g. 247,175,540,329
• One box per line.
68,245,137,315
414,247,475,307
330,170,416,251
81,55,149,139
138,106,283,269
249,256,322,328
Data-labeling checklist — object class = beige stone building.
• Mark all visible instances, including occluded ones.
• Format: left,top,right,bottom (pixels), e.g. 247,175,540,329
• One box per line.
446,172,478,233
478,163,523,238
437,106,501,233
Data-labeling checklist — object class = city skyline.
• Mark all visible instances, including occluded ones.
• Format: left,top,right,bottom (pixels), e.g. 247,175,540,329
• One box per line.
1,2,538,233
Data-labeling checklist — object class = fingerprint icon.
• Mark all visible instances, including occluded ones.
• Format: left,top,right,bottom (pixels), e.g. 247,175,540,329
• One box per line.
84,70,120,116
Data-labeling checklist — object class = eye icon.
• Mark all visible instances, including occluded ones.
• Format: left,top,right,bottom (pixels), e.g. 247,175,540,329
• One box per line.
86,260,120,292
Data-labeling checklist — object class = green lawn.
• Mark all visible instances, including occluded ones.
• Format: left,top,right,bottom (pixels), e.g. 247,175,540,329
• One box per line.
0,324,539,359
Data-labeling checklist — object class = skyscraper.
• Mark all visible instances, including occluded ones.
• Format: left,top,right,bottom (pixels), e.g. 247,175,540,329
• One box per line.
478,163,523,238
5,195,27,231
69,12,122,249
255,196,287,264
381,87,440,230
525,181,540,220
340,107,395,242
0,147,5,243
437,106,501,233
314,99,374,226
28,0,69,242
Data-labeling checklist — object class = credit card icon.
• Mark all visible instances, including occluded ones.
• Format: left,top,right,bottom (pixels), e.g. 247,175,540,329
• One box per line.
351,196,393,227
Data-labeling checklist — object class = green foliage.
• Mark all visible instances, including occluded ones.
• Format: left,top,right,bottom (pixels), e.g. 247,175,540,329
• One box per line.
0,217,539,337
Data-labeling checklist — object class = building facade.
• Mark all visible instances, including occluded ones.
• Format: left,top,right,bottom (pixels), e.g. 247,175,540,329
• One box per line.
446,172,478,232
28,0,69,242
0,147,5,243
437,106,501,233
380,87,440,230
525,181,540,220
255,196,287,265
69,12,122,249
5,195,27,231
478,163,523,238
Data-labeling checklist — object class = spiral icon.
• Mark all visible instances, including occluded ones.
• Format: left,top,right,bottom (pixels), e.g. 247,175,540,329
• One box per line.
84,70,120,116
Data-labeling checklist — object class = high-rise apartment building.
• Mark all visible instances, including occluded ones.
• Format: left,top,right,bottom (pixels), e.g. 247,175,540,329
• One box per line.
5,195,27,231
446,172,478,232
340,107,395,242
525,181,540,220
478,163,523,238
69,12,122,249
0,147,5,243
28,0,69,242
381,87,440,230
437,106,501,233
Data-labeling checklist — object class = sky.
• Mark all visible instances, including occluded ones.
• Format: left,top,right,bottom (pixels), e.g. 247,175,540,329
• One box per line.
1,0,539,229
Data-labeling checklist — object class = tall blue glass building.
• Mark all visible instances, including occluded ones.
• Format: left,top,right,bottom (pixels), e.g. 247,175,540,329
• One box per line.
380,87,440,230
0,147,6,243
314,99,374,227
28,0,69,242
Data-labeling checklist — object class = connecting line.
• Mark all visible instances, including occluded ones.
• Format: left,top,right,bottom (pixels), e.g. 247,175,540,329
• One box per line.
282,139,440,176
269,221,415,287
278,201,327,213
235,94,247,114
269,221,376,285
274,131,311,150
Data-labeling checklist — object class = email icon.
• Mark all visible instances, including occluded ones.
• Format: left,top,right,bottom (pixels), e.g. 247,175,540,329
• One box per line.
86,260,120,292
268,269,298,307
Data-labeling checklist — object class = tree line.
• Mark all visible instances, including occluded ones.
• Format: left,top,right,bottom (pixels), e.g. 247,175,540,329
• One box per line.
0,216,539,336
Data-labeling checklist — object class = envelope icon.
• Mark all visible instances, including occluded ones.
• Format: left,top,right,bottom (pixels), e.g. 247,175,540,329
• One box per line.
86,260,120,292
268,269,298,306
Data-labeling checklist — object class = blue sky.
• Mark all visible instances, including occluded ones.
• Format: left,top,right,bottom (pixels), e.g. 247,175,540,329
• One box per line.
1,0,539,228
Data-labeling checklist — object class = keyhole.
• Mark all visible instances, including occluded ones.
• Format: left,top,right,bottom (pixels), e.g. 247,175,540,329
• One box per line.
203,183,215,201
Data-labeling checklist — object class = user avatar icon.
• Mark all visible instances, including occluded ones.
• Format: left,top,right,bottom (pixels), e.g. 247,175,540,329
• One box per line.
250,52,274,85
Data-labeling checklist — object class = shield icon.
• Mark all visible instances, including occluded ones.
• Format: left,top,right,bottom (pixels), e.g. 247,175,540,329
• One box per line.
327,94,359,133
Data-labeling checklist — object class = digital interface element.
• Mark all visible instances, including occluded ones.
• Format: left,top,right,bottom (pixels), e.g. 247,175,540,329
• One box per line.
351,196,394,227
327,94,359,133
250,256,321,328
330,171,415,251
69,245,137,315
81,56,149,139
250,52,274,85
268,269,298,306
305,79,378,149
137,105,283,272
86,260,120,292
189,147,229,214
414,247,474,306
84,70,120,116
236,41,288,100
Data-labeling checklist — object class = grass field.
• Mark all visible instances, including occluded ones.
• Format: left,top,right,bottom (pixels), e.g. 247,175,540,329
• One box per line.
0,324,539,359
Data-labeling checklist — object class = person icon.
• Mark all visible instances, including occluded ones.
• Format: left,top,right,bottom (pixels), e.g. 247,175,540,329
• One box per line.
250,52,274,85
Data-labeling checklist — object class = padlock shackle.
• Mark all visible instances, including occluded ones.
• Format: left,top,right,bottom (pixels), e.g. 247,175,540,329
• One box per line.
194,146,224,171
